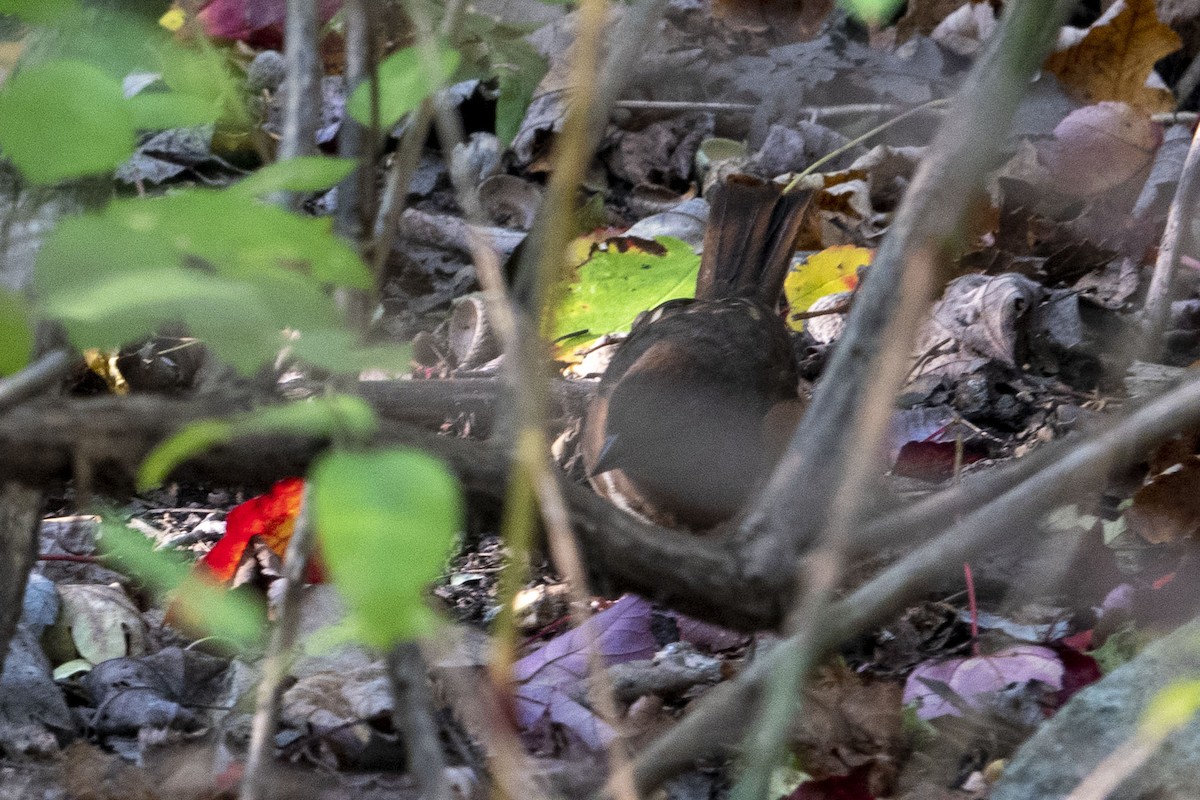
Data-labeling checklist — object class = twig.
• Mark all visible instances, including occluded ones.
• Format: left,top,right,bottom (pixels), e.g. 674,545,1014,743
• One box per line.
238,488,316,800
628,369,1200,795
1174,49,1200,111
1064,736,1162,800
277,0,322,168
731,247,935,800
0,482,41,673
1141,120,1200,358
613,99,948,121
1152,111,1199,125
0,349,71,415
333,0,378,328
334,0,376,245
388,641,452,800
736,0,1076,584
783,98,948,191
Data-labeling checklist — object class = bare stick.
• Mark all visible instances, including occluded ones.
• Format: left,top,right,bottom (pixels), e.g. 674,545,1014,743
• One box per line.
0,349,71,415
629,369,1200,795
1142,121,1200,356
732,247,935,800
388,641,452,800
278,0,321,163
735,0,1077,583
0,482,41,672
239,488,316,800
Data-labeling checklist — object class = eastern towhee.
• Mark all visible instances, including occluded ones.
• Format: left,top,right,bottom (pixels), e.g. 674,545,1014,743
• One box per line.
582,176,812,529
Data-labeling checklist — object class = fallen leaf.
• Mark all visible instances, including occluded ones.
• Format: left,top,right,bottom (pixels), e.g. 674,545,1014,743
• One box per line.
202,477,306,582
513,595,747,749
1126,456,1200,544
552,236,700,356
1038,102,1161,198
1044,0,1181,113
904,644,1064,720
784,245,868,332
196,0,341,47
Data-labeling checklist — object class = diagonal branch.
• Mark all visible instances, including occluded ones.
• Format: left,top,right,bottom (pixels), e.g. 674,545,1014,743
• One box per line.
734,0,1077,583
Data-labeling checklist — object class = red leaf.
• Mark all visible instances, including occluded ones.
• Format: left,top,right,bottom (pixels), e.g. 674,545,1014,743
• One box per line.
787,765,875,800
202,477,305,582
197,0,341,47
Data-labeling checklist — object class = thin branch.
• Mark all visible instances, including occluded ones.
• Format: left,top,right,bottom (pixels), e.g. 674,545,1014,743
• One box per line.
0,349,71,415
1142,121,1200,357
388,641,452,800
627,369,1200,795
732,247,936,800
735,0,1077,583
239,488,316,800
278,0,322,163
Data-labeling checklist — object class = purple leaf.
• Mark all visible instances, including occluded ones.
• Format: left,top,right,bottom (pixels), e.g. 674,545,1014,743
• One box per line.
903,644,1064,720
513,594,748,748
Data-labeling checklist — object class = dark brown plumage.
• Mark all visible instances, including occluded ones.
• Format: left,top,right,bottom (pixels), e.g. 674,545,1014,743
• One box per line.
581,176,811,529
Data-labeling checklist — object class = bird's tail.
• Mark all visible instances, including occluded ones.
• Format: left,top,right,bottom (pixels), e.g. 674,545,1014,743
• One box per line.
696,175,811,305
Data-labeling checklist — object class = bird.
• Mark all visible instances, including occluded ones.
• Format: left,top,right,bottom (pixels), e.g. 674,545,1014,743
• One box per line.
581,175,812,529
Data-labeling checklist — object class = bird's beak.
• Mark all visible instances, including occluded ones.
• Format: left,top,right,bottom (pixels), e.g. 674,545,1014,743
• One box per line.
589,434,623,477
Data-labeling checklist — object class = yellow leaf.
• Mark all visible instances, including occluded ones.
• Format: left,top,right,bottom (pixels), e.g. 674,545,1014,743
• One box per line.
159,6,186,32
784,245,868,331
1044,0,1180,113
83,348,128,395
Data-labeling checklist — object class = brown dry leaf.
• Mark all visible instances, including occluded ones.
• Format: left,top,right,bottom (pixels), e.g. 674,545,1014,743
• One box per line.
1126,457,1200,543
710,0,835,40
791,662,904,793
896,0,993,41
1044,0,1181,113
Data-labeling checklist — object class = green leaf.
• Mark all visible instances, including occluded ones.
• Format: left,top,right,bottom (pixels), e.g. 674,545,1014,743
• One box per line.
492,36,546,146
98,519,266,651
348,43,461,128
1142,679,1200,738
0,0,80,23
40,266,283,374
35,190,370,377
139,397,377,490
229,395,378,441
289,329,413,375
838,0,904,24
0,290,33,376
552,236,700,345
232,157,357,197
0,60,135,183
104,190,371,289
138,420,234,490
128,91,221,130
156,42,242,124
311,449,463,649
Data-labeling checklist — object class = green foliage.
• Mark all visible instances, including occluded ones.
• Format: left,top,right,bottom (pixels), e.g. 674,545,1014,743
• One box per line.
1141,679,1200,737
348,43,461,129
310,449,463,649
1091,624,1152,674
0,290,33,376
34,183,372,374
0,60,135,183
552,236,700,346
0,0,79,24
457,13,548,145
231,156,357,197
839,0,904,25
98,518,266,651
138,395,378,489
288,329,412,374
0,5,243,184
